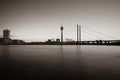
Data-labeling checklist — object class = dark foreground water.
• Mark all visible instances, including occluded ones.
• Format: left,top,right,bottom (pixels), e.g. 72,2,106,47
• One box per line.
0,45,120,80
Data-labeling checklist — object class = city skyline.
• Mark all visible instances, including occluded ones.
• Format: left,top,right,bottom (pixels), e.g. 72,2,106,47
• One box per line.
0,0,120,41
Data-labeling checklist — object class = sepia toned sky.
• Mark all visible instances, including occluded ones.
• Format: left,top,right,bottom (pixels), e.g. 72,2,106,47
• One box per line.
0,0,120,42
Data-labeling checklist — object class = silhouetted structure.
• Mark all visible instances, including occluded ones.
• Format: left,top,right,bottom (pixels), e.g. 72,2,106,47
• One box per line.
3,29,10,39
12,39,25,45
47,39,52,42
66,38,74,42
77,24,81,44
0,38,4,44
0,26,120,45
77,24,79,43
56,38,60,43
3,29,12,44
0,29,26,45
60,25,64,44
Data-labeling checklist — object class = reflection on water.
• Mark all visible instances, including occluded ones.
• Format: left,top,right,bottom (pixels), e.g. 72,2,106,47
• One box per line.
0,46,10,66
0,45,120,80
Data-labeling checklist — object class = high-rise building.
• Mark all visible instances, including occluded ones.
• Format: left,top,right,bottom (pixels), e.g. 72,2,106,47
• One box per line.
3,29,10,39
3,29,12,44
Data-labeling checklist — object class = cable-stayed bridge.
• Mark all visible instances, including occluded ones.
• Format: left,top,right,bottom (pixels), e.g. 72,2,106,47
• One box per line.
76,25,120,45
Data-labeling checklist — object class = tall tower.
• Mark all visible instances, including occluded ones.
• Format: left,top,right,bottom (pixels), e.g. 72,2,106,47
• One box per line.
3,29,10,39
77,24,79,43
60,25,64,44
77,24,81,44
79,25,81,43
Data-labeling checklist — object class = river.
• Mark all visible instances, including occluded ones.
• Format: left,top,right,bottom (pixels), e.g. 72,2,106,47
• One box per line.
0,45,120,80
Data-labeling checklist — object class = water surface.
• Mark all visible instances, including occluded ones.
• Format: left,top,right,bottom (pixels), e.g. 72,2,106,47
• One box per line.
0,45,120,80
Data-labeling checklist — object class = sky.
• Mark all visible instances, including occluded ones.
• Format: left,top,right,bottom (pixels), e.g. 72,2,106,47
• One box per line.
0,0,120,42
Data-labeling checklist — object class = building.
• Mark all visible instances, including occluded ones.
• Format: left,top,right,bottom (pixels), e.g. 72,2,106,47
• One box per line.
66,38,74,42
3,29,10,39
3,29,12,44
12,39,25,45
56,39,60,43
0,38,4,44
